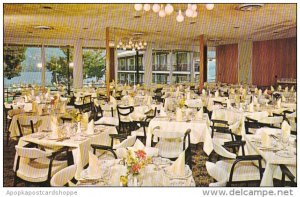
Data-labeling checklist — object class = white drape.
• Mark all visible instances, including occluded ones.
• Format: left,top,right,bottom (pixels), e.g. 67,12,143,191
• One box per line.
114,48,118,84
73,40,83,89
144,43,153,88
41,45,46,87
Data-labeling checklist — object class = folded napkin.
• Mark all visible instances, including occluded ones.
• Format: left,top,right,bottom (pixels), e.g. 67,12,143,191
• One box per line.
281,120,291,139
282,95,286,102
50,116,59,137
271,86,275,91
261,131,271,147
24,95,29,103
277,98,281,109
248,102,254,112
32,101,37,113
254,88,258,94
226,99,232,109
253,96,258,106
195,108,204,120
263,89,268,95
88,152,100,177
290,86,294,92
86,120,94,135
132,139,145,150
110,96,117,107
175,108,183,121
202,89,206,96
258,89,262,97
166,151,185,177
278,85,282,91
215,91,219,98
31,89,35,96
81,113,89,129
230,88,235,94
285,87,288,93
160,108,167,117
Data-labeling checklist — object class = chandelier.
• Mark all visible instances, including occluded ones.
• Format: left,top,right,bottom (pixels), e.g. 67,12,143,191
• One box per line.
134,4,214,23
116,38,147,51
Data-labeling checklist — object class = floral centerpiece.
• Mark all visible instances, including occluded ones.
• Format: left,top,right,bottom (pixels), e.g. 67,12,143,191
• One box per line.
120,150,151,186
178,98,186,108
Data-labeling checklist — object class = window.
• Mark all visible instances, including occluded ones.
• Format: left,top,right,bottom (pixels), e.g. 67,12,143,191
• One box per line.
207,48,216,82
82,48,106,87
4,45,42,87
173,51,191,83
118,58,126,70
152,51,170,84
45,46,73,88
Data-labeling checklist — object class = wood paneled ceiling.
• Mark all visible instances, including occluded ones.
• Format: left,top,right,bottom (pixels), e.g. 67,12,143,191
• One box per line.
4,3,296,48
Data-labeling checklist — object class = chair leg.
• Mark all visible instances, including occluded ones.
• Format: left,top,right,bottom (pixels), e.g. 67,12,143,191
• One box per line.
13,175,18,186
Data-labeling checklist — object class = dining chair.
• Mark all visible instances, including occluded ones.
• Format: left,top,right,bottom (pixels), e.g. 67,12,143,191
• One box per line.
116,105,135,135
279,164,296,187
4,103,13,146
50,164,77,187
16,119,43,138
131,115,155,144
150,127,192,168
91,134,137,160
14,145,70,186
206,139,263,186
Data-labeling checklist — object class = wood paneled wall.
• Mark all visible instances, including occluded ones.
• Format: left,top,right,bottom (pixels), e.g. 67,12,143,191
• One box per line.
216,44,238,83
252,37,296,86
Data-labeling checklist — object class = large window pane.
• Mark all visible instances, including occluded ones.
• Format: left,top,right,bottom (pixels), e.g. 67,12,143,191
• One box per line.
4,46,42,87
82,48,106,87
45,47,73,88
207,48,216,82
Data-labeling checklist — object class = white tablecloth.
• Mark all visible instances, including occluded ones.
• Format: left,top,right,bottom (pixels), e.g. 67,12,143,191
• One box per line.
147,114,213,155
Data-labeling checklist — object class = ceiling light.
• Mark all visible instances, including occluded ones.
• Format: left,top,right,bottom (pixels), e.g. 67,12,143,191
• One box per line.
143,42,147,46
192,11,198,18
37,63,42,68
119,41,123,45
117,45,120,48
159,5,166,17
144,4,151,11
191,4,197,11
165,4,174,15
176,10,184,22
153,4,160,13
134,4,143,11
186,4,194,17
206,4,214,10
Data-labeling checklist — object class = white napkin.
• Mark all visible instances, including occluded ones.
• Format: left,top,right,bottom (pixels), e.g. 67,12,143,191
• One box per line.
253,96,258,106
195,108,204,120
24,95,29,103
285,87,288,93
88,152,100,177
86,120,94,135
278,85,282,91
110,96,117,107
281,120,291,139
248,102,254,112
282,95,286,102
226,99,232,109
31,89,35,96
160,109,167,117
258,89,262,97
277,98,281,108
271,86,275,91
81,113,89,128
215,91,219,98
261,131,271,147
254,88,258,94
175,108,183,121
202,89,206,96
290,86,294,92
166,151,185,177
263,89,268,95
50,116,59,137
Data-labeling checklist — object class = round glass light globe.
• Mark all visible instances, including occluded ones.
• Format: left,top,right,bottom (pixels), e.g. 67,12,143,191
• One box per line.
152,4,160,13
206,4,214,10
134,4,143,11
159,9,166,17
143,4,151,11
165,4,174,15
176,13,184,22
185,8,193,17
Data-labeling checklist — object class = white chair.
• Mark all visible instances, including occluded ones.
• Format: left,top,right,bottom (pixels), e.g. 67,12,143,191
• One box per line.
91,134,137,160
150,127,191,166
206,139,263,186
13,146,68,186
50,165,77,187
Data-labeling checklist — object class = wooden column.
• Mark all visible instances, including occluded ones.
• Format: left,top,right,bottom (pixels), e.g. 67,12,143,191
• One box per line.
199,35,204,90
106,27,110,101
109,47,115,82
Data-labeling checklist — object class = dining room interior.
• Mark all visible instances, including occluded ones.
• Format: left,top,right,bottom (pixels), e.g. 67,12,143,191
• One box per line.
2,2,297,188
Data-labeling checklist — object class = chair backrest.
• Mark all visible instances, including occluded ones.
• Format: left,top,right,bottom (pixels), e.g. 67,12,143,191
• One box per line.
83,95,92,104
114,135,137,149
117,105,134,122
152,129,191,150
50,165,77,187
17,119,34,137
15,146,48,159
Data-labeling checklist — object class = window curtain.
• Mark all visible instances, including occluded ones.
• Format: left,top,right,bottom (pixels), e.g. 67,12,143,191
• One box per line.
144,43,153,88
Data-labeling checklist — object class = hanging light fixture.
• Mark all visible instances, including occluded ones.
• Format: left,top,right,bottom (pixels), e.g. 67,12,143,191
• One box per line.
159,5,166,17
165,4,174,15
206,4,214,10
191,4,197,11
152,4,160,13
143,4,151,11
185,4,194,18
176,10,184,22
134,4,143,11
192,10,198,18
